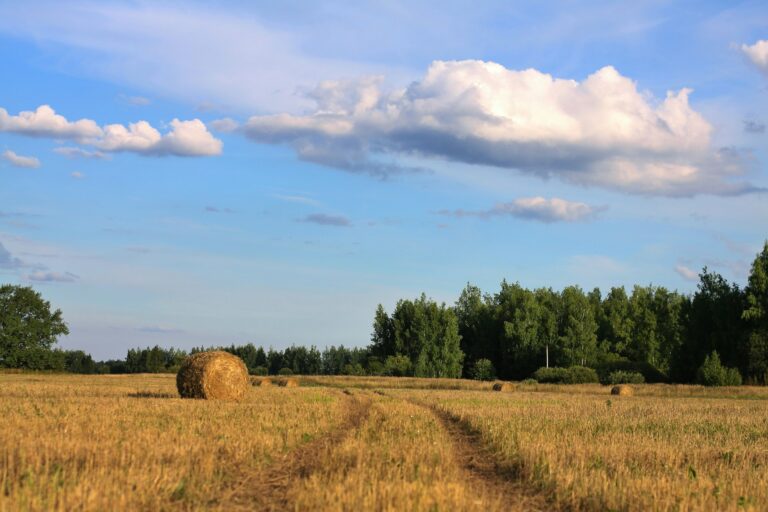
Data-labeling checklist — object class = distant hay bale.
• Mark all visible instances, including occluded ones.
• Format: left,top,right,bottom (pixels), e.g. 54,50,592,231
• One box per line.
611,385,634,396
176,351,249,400
285,377,299,388
492,382,514,392
259,377,272,387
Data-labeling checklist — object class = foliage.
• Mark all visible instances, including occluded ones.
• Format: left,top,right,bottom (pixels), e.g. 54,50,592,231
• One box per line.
532,366,599,384
595,359,667,384
278,367,294,376
471,358,496,381
608,370,645,385
384,354,412,376
0,285,69,369
696,351,742,386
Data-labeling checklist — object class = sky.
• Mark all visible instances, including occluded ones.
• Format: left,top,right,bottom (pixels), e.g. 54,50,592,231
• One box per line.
1,0,767,360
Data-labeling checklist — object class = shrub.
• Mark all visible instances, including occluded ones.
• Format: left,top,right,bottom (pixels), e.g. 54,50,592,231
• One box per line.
341,363,365,376
251,366,268,376
384,354,412,376
697,352,742,386
595,359,667,384
608,370,645,385
532,366,599,384
471,358,496,381
520,378,538,385
278,367,294,376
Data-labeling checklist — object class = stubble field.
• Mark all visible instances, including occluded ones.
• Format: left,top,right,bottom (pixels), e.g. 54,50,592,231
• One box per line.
1,373,767,511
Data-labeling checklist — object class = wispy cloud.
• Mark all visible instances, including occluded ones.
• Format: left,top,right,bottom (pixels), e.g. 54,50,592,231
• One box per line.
210,118,239,133
273,193,322,207
70,171,85,179
2,149,40,168
117,93,151,106
743,120,766,134
674,264,699,281
300,213,351,227
0,241,24,268
25,270,79,283
204,205,236,214
440,197,599,223
54,146,108,160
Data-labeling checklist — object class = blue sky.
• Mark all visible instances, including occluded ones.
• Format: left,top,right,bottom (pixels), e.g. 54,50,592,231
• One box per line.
1,0,767,360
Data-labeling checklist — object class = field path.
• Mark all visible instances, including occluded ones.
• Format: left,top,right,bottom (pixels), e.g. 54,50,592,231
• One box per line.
222,389,372,511
404,395,553,511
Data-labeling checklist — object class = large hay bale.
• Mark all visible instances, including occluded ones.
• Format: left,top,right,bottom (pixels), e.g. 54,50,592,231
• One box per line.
285,377,299,388
176,351,249,400
259,377,272,387
492,382,514,392
611,385,634,396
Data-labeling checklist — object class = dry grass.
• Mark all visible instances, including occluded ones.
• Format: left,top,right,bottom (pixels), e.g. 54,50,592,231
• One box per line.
0,373,344,511
2,373,766,511
402,387,768,511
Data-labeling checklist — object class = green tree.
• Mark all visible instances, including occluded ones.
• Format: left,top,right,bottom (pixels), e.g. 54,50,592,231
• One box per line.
559,286,598,367
0,284,69,369
743,241,768,383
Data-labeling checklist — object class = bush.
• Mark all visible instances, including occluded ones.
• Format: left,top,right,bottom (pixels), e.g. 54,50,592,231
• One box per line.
595,359,667,384
532,366,599,384
251,366,268,376
342,363,365,376
471,358,496,381
520,378,537,385
697,351,742,386
278,367,294,376
608,370,645,385
384,354,412,376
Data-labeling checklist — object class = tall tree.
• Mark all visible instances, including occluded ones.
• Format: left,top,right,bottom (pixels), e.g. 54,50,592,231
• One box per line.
743,242,768,383
0,284,69,369
559,286,598,366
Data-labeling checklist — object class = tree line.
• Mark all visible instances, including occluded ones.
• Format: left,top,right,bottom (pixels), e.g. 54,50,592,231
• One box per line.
1,242,766,384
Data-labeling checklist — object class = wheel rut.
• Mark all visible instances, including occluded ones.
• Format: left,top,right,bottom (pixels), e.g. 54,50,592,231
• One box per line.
401,393,554,512
222,389,372,511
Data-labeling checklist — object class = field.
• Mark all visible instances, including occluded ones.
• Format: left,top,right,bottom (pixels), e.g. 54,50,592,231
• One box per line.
1,374,767,511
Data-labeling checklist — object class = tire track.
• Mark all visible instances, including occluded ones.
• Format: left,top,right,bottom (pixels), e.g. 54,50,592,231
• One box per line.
399,393,554,512
222,389,372,511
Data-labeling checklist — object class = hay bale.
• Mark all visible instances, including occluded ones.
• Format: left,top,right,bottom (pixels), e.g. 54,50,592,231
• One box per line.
492,382,514,392
176,351,249,400
259,377,272,387
285,377,299,388
611,385,634,396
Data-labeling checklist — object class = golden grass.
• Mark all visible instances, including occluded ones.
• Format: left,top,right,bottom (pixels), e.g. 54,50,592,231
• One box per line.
0,373,344,511
401,387,768,511
2,373,767,511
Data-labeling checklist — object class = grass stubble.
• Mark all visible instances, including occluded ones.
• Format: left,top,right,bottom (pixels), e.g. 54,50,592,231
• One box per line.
1,373,767,511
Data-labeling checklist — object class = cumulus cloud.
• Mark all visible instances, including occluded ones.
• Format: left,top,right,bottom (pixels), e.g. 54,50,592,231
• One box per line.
741,40,768,75
2,150,40,168
243,61,757,196
300,213,351,226
25,271,79,283
1,105,222,157
674,264,698,281
441,196,597,223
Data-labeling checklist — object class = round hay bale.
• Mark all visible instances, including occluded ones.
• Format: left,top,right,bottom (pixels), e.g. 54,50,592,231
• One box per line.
285,377,299,388
176,351,249,400
259,377,272,387
611,385,634,396
492,382,514,392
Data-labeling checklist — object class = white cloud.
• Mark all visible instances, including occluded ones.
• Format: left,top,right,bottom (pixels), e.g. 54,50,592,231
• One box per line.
1,105,222,157
300,213,351,226
741,40,768,75
71,171,85,179
2,150,41,169
54,146,108,159
674,264,699,281
243,61,757,196
0,105,101,140
25,271,79,283
441,196,597,223
118,94,151,106
0,241,24,268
